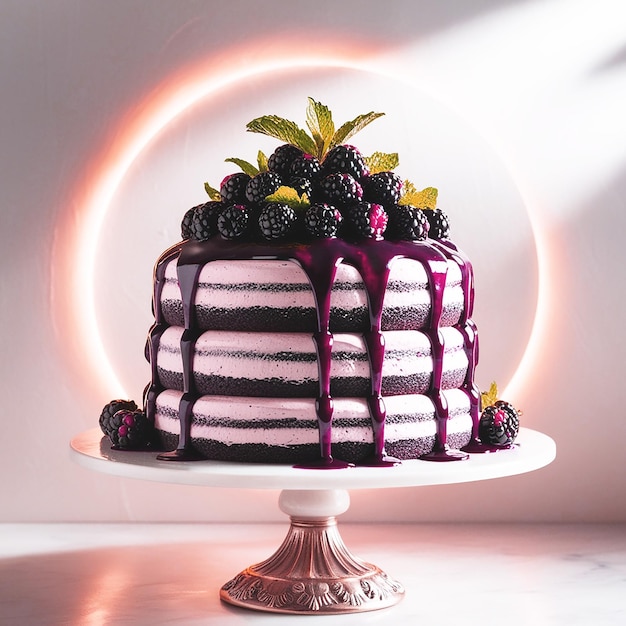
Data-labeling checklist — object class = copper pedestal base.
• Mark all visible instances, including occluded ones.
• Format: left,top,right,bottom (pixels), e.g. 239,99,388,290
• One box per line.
220,489,404,614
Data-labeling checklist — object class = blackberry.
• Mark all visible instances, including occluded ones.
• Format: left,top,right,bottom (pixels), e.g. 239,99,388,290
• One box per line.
321,144,369,179
217,204,251,239
479,401,520,446
287,176,313,199
305,203,343,238
343,202,388,239
362,171,403,207
317,173,363,207
105,408,154,449
99,399,138,436
220,172,251,204
267,144,304,177
189,201,223,241
245,171,283,204
181,204,202,239
425,208,450,239
289,153,321,180
258,203,297,240
386,204,429,241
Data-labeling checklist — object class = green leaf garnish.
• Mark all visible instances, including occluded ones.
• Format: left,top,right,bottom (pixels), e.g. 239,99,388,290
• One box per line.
257,150,268,173
204,182,221,201
306,98,335,160
246,99,385,162
399,182,438,209
481,381,499,409
265,186,310,211
331,111,385,148
225,157,259,177
364,151,399,174
246,115,318,156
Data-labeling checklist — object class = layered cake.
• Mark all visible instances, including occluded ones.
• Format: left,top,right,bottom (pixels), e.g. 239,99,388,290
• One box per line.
99,98,520,466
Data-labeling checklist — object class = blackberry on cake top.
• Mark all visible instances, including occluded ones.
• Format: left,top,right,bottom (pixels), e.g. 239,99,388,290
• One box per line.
343,201,389,240
258,203,297,240
386,204,429,241
186,201,223,241
267,143,304,177
304,203,343,238
321,144,370,179
362,171,404,207
316,173,364,207
217,204,251,240
220,172,250,204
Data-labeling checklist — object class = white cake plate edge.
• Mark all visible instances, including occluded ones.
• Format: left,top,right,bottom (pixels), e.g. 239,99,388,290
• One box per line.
70,427,556,491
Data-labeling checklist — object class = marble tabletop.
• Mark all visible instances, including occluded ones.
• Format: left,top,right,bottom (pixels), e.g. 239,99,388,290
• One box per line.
1,523,624,625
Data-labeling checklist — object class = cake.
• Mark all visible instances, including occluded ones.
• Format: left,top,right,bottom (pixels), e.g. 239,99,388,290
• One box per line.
99,98,520,466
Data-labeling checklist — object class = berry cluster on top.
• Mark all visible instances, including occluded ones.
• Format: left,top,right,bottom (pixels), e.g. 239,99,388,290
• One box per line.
180,98,451,245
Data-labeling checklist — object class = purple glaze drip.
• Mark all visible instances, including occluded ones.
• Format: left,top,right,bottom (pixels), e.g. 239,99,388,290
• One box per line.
147,235,477,464
144,243,182,426
156,262,204,462
433,241,495,455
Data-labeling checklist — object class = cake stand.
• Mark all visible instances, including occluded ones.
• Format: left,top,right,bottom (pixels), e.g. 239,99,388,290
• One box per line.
70,427,555,615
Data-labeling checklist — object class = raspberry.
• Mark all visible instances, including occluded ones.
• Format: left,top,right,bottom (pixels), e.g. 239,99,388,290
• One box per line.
343,202,388,239
245,171,283,204
289,153,321,180
189,201,223,241
321,145,369,179
268,144,304,177
386,204,429,241
304,203,343,238
425,208,450,239
217,204,251,239
220,172,251,204
258,203,297,240
479,401,520,446
316,173,363,207
362,171,403,207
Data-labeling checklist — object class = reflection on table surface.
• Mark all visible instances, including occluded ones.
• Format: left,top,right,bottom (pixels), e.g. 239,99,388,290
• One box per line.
1,523,624,625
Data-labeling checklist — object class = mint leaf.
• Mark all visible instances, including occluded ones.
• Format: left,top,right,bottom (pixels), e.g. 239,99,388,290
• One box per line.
306,98,335,160
265,186,310,211
331,111,385,147
399,182,438,209
364,151,399,174
225,157,259,177
481,382,499,409
204,182,221,201
257,150,268,173
246,115,317,155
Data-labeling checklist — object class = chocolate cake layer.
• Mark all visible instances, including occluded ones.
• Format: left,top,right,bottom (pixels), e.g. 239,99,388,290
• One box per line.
153,388,473,464
158,256,465,333
155,326,469,398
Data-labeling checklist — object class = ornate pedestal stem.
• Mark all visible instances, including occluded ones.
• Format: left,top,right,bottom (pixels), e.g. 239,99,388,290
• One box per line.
220,489,404,614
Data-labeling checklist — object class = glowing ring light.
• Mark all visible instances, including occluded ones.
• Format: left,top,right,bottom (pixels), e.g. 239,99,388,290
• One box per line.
56,47,547,408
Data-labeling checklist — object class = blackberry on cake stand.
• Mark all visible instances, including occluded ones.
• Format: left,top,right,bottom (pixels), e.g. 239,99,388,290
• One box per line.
70,427,555,615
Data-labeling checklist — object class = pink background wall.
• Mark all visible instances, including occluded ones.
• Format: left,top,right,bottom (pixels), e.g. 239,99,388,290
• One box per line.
1,0,625,522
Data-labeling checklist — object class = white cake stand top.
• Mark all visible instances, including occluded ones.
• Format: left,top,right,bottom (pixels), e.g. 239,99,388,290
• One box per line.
70,427,555,491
